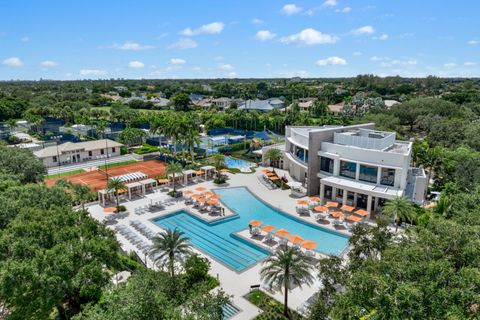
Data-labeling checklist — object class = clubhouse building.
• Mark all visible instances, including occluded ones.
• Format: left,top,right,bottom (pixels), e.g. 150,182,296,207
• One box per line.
264,123,426,213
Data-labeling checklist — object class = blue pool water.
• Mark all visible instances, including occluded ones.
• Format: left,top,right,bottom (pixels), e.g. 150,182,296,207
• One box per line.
224,156,255,169
153,187,349,272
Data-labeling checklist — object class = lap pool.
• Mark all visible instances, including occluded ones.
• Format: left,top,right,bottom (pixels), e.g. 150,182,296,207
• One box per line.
153,187,349,272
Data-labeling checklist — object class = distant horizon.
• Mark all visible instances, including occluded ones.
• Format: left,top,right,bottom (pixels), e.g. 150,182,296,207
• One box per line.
1,1,479,80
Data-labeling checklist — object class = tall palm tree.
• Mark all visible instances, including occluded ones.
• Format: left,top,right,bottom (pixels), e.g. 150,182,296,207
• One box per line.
264,148,283,170
382,196,416,231
184,128,201,162
106,178,126,211
149,115,166,148
260,246,314,318
150,228,191,277
72,183,93,212
166,162,183,192
210,153,226,178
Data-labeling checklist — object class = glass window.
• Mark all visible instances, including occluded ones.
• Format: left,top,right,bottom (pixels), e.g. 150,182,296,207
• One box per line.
320,157,334,174
101,149,105,155
53,156,57,162
112,147,116,153
340,160,356,179
359,164,378,183
380,168,395,186
88,151,92,157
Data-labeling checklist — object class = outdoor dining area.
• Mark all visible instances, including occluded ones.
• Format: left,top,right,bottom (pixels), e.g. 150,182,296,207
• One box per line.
183,187,223,216
247,220,318,258
295,198,369,230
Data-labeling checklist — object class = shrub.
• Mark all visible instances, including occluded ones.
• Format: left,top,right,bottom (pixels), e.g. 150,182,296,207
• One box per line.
116,205,127,212
213,176,227,185
120,146,128,155
133,144,159,155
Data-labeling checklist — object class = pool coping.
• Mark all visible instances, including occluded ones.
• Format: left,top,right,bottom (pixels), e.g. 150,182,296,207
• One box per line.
149,208,270,274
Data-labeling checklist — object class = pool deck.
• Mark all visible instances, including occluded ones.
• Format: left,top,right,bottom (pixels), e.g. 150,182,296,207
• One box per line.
87,166,360,319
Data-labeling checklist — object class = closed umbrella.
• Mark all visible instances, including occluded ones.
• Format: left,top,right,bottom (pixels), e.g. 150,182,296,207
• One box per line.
301,240,317,250
288,235,304,244
275,228,291,237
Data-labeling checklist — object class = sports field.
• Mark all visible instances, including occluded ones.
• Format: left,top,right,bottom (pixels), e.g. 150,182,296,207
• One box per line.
45,160,166,191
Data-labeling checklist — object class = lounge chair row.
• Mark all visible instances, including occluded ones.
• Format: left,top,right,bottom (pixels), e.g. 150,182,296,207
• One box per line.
115,224,152,255
130,220,158,240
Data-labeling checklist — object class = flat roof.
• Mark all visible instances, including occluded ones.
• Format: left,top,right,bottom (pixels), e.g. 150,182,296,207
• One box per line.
321,176,403,198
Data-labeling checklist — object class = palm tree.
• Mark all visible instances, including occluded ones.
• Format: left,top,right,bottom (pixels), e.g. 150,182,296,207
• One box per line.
166,162,183,192
209,153,225,178
106,178,126,211
149,115,166,148
382,196,416,231
72,183,93,212
150,228,191,277
54,178,73,190
184,128,201,162
264,148,283,170
261,246,314,318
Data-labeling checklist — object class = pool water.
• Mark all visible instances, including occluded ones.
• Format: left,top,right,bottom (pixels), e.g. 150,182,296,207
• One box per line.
153,187,349,272
224,156,255,169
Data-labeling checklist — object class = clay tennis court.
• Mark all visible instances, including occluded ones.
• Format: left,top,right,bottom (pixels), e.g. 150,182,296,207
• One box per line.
45,160,166,191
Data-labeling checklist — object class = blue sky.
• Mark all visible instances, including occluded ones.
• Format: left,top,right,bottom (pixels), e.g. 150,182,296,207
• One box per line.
1,0,479,80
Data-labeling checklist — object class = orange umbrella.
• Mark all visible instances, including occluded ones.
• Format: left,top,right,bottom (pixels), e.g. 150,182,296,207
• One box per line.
195,187,206,191
249,220,263,227
183,190,194,195
207,199,219,205
104,207,117,213
191,194,202,199
288,235,303,244
208,194,220,199
355,209,369,217
157,178,169,184
297,199,309,205
202,190,213,195
330,211,344,219
313,206,328,212
196,170,205,175
270,176,280,181
197,197,207,203
261,169,270,173
326,201,339,207
262,225,276,233
346,214,362,222
301,240,318,250
266,172,276,176
275,228,291,237
220,168,229,173
309,196,321,202
341,205,355,212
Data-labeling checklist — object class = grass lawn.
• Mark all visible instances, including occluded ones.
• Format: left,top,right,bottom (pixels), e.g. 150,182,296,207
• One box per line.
46,169,85,179
246,290,303,320
97,160,138,169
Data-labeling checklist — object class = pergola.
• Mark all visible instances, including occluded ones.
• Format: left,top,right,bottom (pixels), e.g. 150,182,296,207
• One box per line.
167,172,184,185
182,169,196,184
200,165,216,179
97,178,158,205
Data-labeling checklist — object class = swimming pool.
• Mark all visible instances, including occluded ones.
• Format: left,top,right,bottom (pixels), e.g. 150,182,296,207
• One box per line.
153,187,349,272
224,156,256,170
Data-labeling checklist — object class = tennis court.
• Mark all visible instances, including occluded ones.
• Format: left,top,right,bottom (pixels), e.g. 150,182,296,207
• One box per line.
45,160,166,191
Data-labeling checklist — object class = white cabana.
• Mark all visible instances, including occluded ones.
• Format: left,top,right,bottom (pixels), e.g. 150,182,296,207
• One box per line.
125,181,143,199
182,169,196,184
112,171,147,182
139,178,157,194
200,165,216,179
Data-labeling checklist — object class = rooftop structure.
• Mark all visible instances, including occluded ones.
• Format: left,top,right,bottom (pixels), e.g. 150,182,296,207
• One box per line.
238,98,285,111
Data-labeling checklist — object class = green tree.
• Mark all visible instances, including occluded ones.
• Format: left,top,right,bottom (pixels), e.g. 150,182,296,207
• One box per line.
382,196,416,231
260,246,314,318
0,145,46,183
209,153,225,173
72,183,94,212
106,178,126,211
117,127,147,147
171,92,191,112
264,147,283,170
150,228,191,277
165,162,183,192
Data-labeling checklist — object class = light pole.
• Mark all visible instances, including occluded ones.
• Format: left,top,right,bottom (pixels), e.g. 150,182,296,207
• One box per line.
52,135,63,168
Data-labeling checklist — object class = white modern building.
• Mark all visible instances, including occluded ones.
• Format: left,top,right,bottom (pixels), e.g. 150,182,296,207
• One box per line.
34,139,123,167
264,124,426,213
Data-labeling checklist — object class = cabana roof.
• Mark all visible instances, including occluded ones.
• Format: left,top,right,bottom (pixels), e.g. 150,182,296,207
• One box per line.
200,165,215,171
183,169,196,175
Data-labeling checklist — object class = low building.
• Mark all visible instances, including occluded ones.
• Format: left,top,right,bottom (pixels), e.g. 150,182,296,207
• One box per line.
34,139,123,168
238,98,284,112
327,102,345,115
285,98,316,112
211,97,231,110
264,124,426,212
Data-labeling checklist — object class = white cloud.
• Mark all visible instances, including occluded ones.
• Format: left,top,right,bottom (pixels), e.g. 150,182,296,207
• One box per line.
316,56,347,66
464,61,477,66
281,4,302,15
468,40,479,45
252,18,264,25
227,72,238,78
255,30,276,41
40,60,58,67
128,61,145,68
323,0,338,7
370,56,385,61
2,57,23,67
341,6,351,13
79,69,106,76
192,66,202,72
353,51,362,56
406,59,417,65
280,28,338,45
169,58,186,65
20,36,29,42
168,38,198,49
351,25,375,35
444,63,456,68
112,41,154,50
378,34,389,40
218,63,234,71
180,22,224,36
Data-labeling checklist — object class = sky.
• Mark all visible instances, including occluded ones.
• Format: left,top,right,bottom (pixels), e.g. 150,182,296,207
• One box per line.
0,0,479,80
